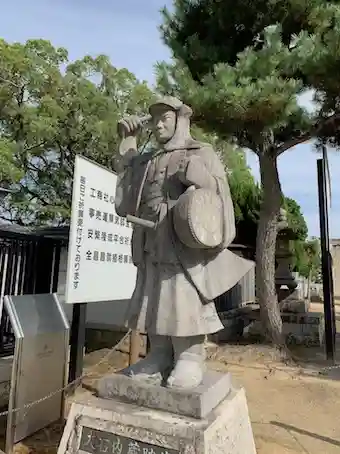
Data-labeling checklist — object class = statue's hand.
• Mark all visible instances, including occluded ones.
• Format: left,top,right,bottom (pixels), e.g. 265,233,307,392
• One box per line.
117,115,143,138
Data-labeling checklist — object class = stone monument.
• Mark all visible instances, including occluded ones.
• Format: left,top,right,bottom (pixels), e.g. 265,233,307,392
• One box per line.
59,97,257,454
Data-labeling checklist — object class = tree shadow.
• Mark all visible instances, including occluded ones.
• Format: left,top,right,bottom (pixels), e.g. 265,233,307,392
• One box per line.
271,421,340,447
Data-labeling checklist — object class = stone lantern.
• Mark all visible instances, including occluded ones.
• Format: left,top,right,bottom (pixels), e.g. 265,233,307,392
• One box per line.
275,208,299,302
275,208,311,313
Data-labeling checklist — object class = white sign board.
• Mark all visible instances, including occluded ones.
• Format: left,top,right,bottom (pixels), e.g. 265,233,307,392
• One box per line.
65,155,137,304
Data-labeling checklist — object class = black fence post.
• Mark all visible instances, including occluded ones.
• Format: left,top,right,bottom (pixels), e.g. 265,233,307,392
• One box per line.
34,238,55,294
52,242,61,293
317,158,336,361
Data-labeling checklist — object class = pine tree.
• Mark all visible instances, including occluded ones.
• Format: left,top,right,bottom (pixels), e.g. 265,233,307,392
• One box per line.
157,0,340,350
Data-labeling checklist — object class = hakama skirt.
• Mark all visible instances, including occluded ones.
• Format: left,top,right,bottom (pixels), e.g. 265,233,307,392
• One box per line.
124,253,223,337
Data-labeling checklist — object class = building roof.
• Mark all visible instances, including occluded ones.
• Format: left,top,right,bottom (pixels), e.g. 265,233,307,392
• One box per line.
0,223,69,241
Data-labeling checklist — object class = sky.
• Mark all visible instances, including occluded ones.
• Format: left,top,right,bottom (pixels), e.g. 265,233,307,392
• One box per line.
2,0,340,238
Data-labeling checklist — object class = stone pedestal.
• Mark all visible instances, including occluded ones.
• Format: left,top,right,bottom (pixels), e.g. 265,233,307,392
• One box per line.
282,312,325,346
247,312,324,346
58,371,257,454
278,289,310,314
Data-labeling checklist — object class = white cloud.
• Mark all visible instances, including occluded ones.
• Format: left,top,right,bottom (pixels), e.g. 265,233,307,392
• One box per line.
1,0,172,84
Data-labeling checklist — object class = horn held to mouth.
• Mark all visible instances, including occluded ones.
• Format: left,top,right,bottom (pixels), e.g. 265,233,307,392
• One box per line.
117,115,152,138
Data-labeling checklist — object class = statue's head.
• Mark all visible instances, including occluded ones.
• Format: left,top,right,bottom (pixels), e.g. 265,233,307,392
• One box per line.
149,96,193,149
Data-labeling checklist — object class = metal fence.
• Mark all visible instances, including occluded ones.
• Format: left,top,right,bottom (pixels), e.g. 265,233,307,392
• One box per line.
0,227,64,356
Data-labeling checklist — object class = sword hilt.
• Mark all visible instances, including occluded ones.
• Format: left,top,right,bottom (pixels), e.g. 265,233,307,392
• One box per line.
126,214,156,230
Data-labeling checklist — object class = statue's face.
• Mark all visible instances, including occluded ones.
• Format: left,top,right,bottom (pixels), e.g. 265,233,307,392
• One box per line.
150,105,177,144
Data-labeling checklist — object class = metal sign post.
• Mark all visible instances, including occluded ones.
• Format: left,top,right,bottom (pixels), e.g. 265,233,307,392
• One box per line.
317,158,336,361
4,293,69,453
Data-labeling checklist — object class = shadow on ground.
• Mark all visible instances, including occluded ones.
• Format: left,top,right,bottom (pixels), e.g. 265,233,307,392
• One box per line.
288,332,340,380
271,422,340,448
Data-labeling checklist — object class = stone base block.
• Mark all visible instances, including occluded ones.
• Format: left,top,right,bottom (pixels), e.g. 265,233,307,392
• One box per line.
97,370,231,419
282,312,324,346
58,387,257,454
280,299,310,313
247,312,324,346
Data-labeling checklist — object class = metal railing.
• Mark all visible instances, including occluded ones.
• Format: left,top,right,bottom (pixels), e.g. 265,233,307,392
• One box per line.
0,227,63,356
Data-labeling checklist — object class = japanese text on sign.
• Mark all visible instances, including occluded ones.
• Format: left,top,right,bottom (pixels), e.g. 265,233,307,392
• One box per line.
79,427,179,454
65,155,137,304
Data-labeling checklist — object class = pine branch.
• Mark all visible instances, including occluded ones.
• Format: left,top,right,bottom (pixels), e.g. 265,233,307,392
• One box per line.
23,187,50,206
276,112,340,156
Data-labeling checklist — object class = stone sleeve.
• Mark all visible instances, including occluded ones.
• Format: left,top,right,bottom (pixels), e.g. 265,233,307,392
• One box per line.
216,176,236,246
114,148,139,218
181,155,217,190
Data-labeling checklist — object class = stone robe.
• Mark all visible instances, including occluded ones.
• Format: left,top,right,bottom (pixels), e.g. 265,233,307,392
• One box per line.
115,138,253,337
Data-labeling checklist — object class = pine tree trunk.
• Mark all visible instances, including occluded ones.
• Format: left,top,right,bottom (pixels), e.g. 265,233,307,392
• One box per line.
256,152,286,350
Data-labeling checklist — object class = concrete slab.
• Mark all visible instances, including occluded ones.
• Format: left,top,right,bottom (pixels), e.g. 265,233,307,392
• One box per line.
97,370,232,419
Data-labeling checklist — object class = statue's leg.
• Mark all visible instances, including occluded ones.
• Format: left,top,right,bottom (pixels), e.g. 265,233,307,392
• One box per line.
119,334,173,385
166,335,205,389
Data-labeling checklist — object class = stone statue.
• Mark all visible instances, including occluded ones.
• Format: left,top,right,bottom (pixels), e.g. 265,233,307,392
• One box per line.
114,96,252,389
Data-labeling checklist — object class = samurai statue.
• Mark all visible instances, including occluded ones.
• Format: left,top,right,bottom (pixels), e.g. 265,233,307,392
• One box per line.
114,96,253,389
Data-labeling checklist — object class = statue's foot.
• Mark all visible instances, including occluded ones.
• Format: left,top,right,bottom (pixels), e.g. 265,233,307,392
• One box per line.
120,368,163,386
119,357,168,385
120,335,173,386
166,335,205,390
167,356,205,389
